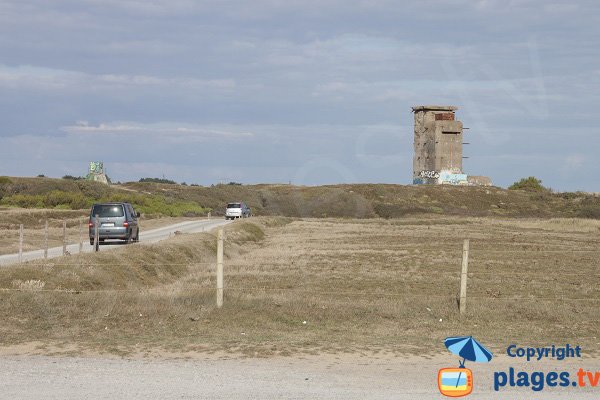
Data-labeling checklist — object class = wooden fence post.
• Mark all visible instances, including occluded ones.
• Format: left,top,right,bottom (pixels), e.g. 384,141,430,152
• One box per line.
44,220,48,260
216,228,224,308
459,239,470,315
79,218,83,253
62,220,67,256
94,215,100,252
19,224,23,263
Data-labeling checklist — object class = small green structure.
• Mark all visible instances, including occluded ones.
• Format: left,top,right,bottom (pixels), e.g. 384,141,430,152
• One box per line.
86,161,109,185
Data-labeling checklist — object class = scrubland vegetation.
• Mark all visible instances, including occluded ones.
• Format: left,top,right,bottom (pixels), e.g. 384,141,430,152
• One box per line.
1,176,599,220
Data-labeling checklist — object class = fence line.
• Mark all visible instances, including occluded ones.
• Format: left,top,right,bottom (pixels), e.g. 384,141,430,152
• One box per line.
3,221,600,313
469,249,600,253
4,220,600,268
5,260,599,279
3,258,600,277
5,263,599,279
466,272,600,276
5,224,221,265
9,262,218,266
0,286,597,302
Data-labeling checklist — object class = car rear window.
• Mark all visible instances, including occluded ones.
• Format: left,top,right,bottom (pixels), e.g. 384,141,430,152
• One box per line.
227,203,241,208
92,204,124,217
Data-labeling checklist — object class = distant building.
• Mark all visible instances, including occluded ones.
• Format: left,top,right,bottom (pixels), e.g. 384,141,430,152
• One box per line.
86,161,109,185
412,105,491,186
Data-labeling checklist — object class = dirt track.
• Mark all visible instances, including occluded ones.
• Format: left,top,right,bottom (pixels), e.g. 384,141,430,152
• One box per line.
0,354,597,399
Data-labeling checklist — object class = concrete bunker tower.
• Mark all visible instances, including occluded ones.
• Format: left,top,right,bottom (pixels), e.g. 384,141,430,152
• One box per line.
412,105,467,185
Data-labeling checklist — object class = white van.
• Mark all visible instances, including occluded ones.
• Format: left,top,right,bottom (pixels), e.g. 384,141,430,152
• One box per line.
225,202,251,220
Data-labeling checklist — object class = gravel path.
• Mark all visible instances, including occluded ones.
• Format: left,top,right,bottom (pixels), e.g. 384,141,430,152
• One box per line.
0,354,597,399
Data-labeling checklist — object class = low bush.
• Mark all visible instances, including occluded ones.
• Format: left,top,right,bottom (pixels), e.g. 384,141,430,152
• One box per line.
509,177,549,192
139,177,178,185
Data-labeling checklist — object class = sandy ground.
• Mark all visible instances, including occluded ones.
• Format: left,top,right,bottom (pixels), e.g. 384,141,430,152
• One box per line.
0,352,597,399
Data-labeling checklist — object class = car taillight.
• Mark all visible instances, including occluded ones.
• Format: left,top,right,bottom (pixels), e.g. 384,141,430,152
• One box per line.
88,220,93,228
123,222,129,228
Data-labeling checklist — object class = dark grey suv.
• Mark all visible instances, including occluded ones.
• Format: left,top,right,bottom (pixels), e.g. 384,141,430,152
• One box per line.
88,202,140,245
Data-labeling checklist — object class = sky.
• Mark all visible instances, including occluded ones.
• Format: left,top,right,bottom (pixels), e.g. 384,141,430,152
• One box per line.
0,0,598,191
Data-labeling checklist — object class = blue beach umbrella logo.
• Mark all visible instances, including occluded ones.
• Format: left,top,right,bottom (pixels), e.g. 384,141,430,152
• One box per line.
445,336,493,366
438,336,493,397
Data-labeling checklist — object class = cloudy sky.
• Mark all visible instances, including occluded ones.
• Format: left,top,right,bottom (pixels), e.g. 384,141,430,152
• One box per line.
0,0,598,190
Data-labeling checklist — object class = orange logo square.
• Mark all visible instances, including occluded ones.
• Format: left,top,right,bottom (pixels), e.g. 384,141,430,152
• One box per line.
438,368,473,397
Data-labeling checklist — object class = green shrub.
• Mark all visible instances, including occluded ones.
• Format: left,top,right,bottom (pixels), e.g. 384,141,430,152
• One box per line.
508,177,549,192
0,191,87,209
0,190,209,217
139,177,178,185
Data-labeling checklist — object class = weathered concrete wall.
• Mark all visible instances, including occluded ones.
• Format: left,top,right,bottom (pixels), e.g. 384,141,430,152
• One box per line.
412,105,463,184
439,171,468,185
434,120,463,173
467,176,493,186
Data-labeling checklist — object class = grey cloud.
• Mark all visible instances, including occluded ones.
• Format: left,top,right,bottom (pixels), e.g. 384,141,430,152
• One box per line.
0,0,598,191
61,121,254,142
0,65,235,91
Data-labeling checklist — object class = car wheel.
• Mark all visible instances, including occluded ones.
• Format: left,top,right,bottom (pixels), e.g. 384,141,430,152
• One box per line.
90,239,94,245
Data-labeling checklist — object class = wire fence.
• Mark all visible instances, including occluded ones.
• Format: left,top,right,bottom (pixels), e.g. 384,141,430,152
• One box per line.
0,217,221,264
1,282,598,299
1,222,599,310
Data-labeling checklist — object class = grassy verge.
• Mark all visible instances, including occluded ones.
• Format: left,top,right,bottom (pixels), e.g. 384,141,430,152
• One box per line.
0,219,273,355
0,217,598,357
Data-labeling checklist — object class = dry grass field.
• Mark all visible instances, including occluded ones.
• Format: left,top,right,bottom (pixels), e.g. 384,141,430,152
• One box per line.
0,216,598,357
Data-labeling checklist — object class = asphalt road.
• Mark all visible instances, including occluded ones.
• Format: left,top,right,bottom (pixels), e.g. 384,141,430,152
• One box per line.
0,354,597,399
0,218,231,266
